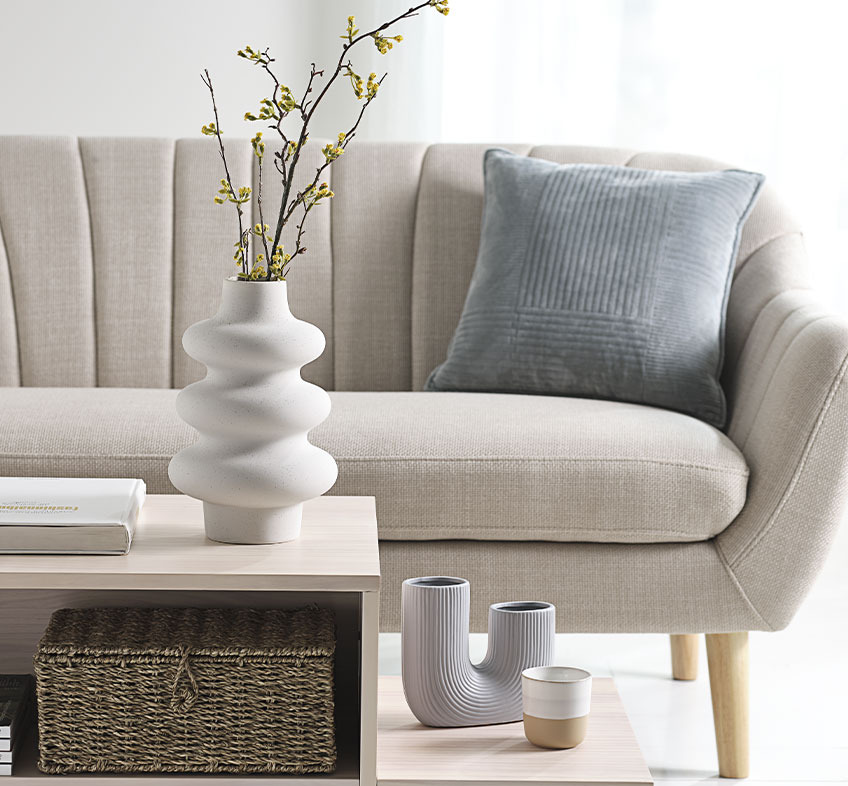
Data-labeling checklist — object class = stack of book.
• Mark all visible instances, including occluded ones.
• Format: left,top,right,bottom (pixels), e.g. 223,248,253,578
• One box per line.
0,674,33,776
0,478,146,555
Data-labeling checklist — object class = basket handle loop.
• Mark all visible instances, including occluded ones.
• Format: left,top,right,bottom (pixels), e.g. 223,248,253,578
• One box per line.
170,646,199,713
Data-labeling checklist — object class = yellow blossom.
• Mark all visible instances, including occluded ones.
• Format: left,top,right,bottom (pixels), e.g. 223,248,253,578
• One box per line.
322,141,345,162
366,73,379,98
251,132,265,159
341,15,359,42
371,33,403,54
344,65,364,99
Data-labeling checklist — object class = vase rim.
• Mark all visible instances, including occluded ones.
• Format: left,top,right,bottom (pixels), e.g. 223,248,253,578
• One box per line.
225,276,287,284
404,576,468,588
522,665,591,684
491,600,554,613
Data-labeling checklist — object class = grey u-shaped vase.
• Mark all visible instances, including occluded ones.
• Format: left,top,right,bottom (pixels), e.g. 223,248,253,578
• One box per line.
401,576,556,727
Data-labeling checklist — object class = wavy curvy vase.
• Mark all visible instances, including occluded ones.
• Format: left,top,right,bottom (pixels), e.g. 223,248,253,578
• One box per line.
401,577,555,727
168,278,337,544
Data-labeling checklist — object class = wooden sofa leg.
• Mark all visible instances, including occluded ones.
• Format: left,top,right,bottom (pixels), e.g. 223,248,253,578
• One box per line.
669,634,699,680
705,632,750,778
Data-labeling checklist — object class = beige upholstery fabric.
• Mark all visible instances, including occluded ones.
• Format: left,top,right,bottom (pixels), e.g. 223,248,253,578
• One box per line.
0,388,192,491
79,138,175,388
0,388,747,544
0,137,95,386
1,138,847,634
410,143,532,389
255,140,334,390
172,139,254,388
332,142,427,391
719,289,848,630
378,540,763,634
313,392,748,542
724,233,811,377
0,138,806,394
0,220,18,386
529,145,636,166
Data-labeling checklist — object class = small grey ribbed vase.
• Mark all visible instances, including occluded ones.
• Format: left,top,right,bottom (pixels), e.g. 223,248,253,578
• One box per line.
401,576,555,727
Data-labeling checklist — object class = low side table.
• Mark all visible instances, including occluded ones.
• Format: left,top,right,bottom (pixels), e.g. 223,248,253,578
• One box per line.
377,676,652,786
0,494,381,786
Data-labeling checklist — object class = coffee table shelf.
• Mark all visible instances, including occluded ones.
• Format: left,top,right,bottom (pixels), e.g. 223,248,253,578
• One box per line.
376,676,652,786
0,495,380,786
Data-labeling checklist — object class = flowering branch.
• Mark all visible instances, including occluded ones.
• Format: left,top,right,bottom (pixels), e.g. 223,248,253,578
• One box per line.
200,70,251,277
201,0,449,281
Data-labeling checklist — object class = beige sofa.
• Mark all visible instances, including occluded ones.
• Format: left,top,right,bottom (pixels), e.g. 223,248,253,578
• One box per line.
1,137,847,776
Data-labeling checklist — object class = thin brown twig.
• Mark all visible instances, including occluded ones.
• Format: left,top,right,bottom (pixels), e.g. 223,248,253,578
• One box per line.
281,73,386,228
269,2,432,259
256,156,271,266
251,48,293,196
201,69,247,276
288,200,312,275
299,63,323,118
260,55,292,150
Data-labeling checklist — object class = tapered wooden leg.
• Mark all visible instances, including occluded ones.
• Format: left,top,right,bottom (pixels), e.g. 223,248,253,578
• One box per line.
705,632,749,778
669,634,699,680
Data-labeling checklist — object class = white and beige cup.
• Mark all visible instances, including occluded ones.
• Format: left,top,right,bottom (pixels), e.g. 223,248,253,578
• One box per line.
521,666,592,749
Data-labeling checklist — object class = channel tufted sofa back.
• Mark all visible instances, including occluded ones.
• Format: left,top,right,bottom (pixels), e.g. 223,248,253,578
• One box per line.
0,138,805,395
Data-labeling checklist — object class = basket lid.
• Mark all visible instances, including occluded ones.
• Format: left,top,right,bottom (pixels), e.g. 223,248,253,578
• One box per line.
37,606,335,658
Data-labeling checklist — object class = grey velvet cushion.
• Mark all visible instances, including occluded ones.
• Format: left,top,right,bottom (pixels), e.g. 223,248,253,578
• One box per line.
426,150,764,427
0,387,748,544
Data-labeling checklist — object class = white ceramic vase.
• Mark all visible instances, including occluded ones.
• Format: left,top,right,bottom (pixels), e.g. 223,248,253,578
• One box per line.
168,278,337,544
401,577,556,726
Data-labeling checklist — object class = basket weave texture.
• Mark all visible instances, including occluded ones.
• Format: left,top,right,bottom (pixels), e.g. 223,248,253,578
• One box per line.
34,606,335,774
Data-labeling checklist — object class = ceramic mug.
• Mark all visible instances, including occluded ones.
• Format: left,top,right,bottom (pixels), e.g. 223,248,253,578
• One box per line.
521,666,592,749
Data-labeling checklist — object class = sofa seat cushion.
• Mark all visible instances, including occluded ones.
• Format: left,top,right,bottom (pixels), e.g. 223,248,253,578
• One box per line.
0,387,193,494
0,388,748,544
316,391,748,542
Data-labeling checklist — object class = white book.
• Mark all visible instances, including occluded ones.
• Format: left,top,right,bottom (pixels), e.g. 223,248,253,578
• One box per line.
0,478,146,555
0,764,9,776
0,751,10,763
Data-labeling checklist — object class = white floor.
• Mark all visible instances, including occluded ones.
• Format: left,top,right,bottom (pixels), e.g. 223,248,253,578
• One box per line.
378,522,848,785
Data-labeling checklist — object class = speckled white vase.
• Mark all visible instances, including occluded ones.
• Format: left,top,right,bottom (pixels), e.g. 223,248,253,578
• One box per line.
401,577,556,727
168,278,337,544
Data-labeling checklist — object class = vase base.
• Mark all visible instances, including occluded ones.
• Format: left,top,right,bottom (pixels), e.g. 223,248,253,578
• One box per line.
202,502,303,544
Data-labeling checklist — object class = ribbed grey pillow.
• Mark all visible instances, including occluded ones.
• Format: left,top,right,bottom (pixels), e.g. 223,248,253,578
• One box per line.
426,150,764,428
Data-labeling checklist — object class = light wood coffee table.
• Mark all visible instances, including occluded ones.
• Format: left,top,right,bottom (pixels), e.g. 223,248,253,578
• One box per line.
377,676,652,786
1,493,653,786
0,494,380,786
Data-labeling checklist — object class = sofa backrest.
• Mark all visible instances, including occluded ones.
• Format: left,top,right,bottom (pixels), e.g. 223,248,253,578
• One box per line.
0,137,804,391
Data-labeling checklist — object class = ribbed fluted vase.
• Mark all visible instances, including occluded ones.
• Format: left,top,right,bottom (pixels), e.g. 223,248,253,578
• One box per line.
401,577,556,727
168,278,338,544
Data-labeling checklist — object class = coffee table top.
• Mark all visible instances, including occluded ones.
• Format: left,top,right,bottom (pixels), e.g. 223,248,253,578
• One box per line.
377,676,652,786
0,494,380,592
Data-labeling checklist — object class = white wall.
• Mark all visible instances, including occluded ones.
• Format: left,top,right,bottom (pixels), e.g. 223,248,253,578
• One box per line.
0,0,444,141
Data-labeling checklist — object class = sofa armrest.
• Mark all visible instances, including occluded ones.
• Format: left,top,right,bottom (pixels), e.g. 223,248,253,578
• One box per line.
717,288,848,630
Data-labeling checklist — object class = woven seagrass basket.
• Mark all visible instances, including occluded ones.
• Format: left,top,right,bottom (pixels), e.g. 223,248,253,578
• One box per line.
34,606,335,774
